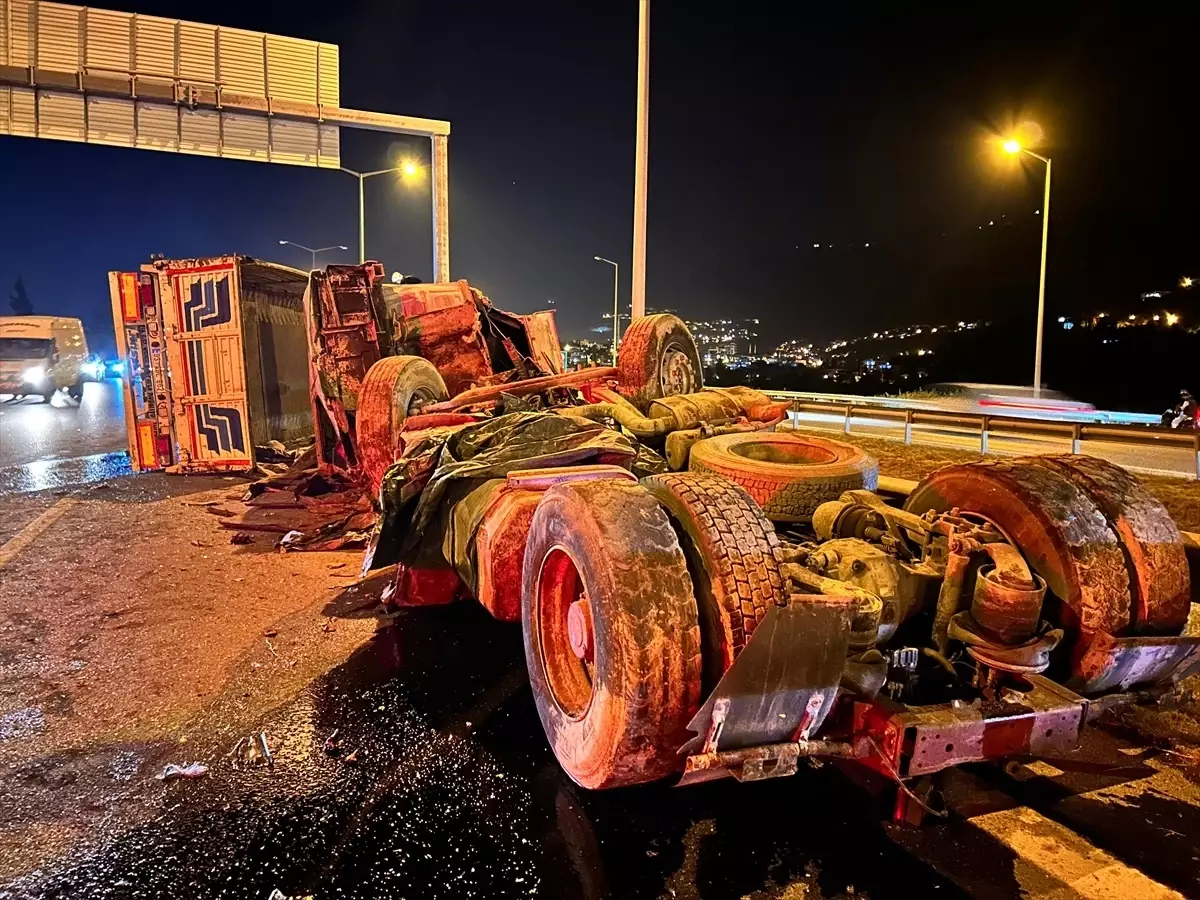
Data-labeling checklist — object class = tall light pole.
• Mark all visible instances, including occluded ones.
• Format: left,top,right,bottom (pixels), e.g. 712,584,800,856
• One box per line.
594,256,620,364
340,161,421,264
1003,138,1051,397
277,240,348,270
630,0,651,320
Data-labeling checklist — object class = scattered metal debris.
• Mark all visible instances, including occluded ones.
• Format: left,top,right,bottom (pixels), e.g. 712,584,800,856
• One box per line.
230,732,274,769
322,729,343,756
156,762,209,781
230,532,254,545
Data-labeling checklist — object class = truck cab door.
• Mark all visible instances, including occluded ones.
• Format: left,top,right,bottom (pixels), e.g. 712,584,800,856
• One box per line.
109,271,175,471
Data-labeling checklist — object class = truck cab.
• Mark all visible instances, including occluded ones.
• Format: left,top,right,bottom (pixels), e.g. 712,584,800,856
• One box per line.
0,315,90,401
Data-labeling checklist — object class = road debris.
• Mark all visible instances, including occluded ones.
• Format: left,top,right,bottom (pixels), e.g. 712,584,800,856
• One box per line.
156,762,209,781
230,732,274,769
322,729,343,756
230,532,254,545
204,506,236,518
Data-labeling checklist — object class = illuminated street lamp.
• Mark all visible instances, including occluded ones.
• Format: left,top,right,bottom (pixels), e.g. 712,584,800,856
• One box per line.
341,160,423,264
1002,137,1052,397
277,240,348,271
593,256,620,364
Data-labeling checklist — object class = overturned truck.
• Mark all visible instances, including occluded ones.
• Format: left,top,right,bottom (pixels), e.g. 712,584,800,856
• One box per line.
284,263,1199,822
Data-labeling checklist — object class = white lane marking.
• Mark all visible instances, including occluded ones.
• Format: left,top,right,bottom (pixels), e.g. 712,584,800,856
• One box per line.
0,498,76,569
971,806,1184,899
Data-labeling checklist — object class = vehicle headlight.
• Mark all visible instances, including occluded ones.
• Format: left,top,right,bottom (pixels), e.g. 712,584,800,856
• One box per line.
22,366,46,383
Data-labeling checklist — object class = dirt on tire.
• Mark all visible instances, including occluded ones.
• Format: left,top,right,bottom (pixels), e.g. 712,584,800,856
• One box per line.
521,478,702,789
689,432,878,523
642,472,787,690
356,355,448,497
616,314,703,410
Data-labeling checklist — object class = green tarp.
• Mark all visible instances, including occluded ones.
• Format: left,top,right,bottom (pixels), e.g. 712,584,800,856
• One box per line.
368,412,665,593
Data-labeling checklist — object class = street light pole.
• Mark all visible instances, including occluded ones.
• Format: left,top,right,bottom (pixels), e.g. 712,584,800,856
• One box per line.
278,240,349,270
630,0,651,320
594,256,620,364
1002,139,1052,397
340,162,421,264
1033,153,1051,399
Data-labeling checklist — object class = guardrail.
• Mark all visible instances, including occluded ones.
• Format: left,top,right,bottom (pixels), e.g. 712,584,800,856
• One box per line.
764,391,1200,479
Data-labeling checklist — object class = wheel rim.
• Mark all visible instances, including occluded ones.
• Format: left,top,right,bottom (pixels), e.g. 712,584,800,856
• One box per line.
659,342,698,397
536,547,595,719
394,385,439,426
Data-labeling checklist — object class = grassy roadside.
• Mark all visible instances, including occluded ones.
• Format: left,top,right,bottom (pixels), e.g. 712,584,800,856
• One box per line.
787,426,1200,532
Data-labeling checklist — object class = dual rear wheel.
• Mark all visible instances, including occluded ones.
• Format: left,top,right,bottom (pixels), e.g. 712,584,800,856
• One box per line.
521,472,785,788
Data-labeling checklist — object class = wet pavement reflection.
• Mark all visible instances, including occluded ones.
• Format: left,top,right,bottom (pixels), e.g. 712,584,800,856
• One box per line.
0,381,128,470
1,603,963,900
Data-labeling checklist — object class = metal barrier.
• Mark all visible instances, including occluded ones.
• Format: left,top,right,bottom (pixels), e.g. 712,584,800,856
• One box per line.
767,392,1200,479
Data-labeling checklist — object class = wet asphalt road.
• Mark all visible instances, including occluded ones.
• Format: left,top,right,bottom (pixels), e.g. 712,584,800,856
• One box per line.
0,380,130,493
0,601,966,900
5,588,1197,899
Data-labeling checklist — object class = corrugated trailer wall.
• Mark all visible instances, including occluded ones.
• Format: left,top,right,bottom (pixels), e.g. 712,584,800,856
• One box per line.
238,262,312,448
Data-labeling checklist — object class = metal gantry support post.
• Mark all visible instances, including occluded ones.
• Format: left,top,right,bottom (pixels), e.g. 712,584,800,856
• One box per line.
357,173,366,264
432,134,450,283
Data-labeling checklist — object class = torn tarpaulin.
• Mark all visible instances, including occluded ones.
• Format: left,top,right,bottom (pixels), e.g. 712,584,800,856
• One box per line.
366,412,638,573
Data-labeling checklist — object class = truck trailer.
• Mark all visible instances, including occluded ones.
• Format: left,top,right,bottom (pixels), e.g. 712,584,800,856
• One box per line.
109,255,311,472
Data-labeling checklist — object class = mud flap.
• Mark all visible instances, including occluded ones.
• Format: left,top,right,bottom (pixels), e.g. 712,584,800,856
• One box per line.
678,595,853,785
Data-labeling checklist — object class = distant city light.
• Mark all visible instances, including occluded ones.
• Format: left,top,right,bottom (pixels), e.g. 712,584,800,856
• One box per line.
1165,312,1180,326
813,243,820,248
1182,276,1194,289
1057,316,1066,322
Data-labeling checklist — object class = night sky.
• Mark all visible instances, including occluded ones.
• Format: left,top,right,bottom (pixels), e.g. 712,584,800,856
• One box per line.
1,2,1195,356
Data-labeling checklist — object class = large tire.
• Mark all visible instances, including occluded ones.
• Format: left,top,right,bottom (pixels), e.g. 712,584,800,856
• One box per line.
689,433,878,523
904,458,1134,642
642,472,786,691
357,355,449,498
617,314,703,410
522,478,702,789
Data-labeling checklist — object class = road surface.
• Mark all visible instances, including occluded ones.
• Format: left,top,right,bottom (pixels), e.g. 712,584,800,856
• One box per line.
0,380,131,493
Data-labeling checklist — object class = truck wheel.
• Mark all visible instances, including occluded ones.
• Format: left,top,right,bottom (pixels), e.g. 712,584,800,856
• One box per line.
689,432,878,523
67,382,83,401
1024,456,1188,635
357,355,449,498
522,478,702,789
903,457,1138,669
617,314,703,410
642,472,786,690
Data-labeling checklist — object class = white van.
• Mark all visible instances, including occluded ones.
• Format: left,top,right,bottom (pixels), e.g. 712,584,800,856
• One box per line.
0,316,90,401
